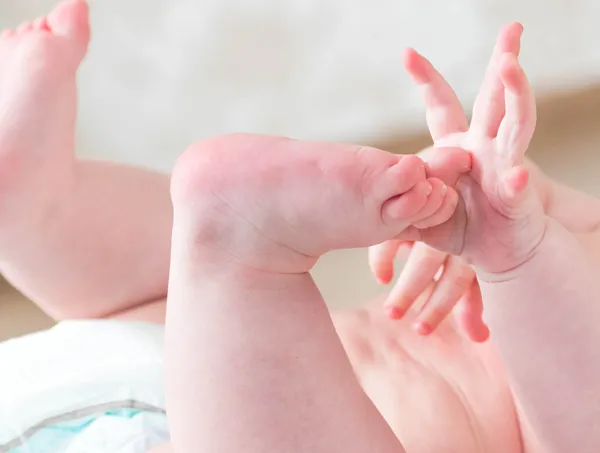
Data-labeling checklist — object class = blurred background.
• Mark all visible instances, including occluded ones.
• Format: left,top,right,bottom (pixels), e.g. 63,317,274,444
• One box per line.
1,0,600,340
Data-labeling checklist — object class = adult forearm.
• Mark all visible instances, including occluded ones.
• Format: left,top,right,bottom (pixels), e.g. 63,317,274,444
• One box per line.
478,219,600,453
540,168,600,233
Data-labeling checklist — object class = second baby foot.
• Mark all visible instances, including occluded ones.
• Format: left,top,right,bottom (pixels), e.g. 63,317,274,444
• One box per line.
0,0,90,236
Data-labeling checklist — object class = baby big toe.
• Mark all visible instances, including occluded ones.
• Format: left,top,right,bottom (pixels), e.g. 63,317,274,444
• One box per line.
48,0,90,46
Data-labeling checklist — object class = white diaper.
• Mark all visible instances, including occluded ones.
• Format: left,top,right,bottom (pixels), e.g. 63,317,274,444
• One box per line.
0,320,170,452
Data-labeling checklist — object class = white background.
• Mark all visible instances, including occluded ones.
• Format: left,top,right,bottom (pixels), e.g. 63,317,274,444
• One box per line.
3,0,599,171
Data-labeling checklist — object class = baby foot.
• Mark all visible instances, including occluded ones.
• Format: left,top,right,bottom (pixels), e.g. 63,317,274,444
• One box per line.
167,137,468,453
170,134,464,274
0,0,90,233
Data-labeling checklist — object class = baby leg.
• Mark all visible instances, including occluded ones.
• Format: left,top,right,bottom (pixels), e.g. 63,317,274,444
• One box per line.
0,0,172,320
165,134,460,452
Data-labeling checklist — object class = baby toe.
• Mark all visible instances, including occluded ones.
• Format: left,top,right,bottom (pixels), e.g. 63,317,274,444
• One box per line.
1,29,15,39
33,17,51,32
17,22,34,34
412,185,459,229
409,178,447,224
381,180,432,224
373,154,426,203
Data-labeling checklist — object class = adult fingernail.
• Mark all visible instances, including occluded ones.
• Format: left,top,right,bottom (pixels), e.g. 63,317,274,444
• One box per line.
376,274,392,285
385,305,405,320
414,321,432,335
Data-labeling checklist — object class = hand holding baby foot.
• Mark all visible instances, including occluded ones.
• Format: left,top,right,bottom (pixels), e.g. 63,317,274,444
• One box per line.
368,22,546,338
403,22,546,275
369,148,488,340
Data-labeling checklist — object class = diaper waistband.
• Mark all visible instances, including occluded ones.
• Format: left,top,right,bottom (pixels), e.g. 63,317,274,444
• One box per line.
0,320,166,447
